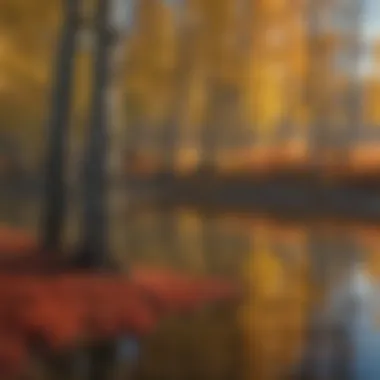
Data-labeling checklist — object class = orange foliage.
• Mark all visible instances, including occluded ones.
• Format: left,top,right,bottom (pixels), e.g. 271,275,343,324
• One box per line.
0,227,242,377
0,332,27,377
0,226,37,258
131,266,242,313
0,272,240,376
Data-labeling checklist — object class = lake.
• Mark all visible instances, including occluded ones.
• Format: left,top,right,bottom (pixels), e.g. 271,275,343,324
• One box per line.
1,190,380,379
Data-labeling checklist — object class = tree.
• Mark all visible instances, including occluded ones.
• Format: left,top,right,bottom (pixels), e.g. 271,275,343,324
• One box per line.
244,0,309,149
0,0,94,163
42,0,81,252
196,0,250,169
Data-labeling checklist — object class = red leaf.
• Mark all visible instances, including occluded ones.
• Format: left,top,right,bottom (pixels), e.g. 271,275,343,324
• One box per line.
130,266,241,313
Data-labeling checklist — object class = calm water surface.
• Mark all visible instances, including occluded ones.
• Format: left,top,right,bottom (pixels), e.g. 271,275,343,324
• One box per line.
1,191,380,380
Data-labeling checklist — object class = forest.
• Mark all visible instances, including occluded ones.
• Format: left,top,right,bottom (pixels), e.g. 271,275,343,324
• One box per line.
0,0,378,174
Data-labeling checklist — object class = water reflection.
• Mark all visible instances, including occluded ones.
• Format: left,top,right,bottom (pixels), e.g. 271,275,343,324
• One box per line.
127,216,380,380
3,195,380,379
319,237,380,380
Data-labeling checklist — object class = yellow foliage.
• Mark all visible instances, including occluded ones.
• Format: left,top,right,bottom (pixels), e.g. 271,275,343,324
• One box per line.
0,0,61,141
362,42,380,127
363,79,380,127
246,0,308,141
253,0,290,14
125,0,177,128
248,60,289,138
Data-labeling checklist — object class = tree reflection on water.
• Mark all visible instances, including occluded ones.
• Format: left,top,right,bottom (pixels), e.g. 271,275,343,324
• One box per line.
2,194,380,379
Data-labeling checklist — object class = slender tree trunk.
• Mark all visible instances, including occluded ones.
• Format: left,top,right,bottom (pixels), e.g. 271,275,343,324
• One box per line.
79,0,112,269
42,0,80,253
108,42,127,185
79,1,119,379
108,37,130,260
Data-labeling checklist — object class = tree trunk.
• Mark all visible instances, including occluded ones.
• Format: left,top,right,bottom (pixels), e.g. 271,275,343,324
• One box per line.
42,0,80,253
79,0,112,269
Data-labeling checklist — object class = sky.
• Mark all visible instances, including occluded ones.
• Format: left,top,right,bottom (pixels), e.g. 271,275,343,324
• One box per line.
364,0,380,40
361,0,380,74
